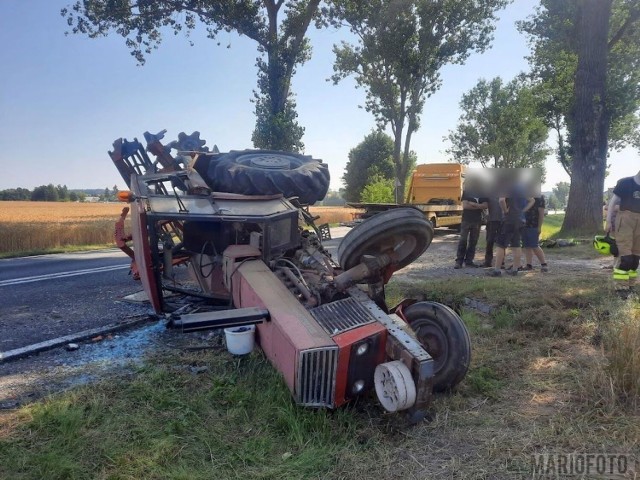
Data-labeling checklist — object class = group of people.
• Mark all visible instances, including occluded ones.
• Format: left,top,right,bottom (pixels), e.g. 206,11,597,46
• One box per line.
454,168,640,294
454,183,548,277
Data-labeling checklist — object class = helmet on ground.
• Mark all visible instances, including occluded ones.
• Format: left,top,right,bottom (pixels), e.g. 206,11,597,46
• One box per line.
593,234,618,256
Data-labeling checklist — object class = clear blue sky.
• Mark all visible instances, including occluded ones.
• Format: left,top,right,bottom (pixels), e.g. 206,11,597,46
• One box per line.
0,0,635,192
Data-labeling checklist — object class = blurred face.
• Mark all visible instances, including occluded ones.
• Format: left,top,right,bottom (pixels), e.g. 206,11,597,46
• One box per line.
465,168,541,197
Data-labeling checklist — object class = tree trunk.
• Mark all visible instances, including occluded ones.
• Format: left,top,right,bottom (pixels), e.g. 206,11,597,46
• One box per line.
392,92,407,203
392,128,404,202
398,120,416,202
562,0,611,234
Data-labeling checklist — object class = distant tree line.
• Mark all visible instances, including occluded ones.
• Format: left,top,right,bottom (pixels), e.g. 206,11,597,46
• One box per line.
0,187,32,201
0,184,119,202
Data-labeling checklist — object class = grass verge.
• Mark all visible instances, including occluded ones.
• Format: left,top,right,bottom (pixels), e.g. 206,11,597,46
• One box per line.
0,244,119,259
0,352,382,480
1,222,639,478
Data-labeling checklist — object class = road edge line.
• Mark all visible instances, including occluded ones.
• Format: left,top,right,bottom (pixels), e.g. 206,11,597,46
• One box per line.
0,315,156,363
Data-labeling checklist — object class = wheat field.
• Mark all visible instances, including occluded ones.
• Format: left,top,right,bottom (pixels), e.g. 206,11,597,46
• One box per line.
0,201,127,255
0,202,360,255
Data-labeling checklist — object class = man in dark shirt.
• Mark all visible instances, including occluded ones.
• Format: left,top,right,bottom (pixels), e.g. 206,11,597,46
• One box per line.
483,197,503,267
455,184,488,268
522,196,548,271
606,169,640,294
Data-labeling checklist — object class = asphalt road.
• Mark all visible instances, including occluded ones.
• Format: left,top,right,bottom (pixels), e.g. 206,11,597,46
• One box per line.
0,250,151,352
0,228,355,354
0,249,130,285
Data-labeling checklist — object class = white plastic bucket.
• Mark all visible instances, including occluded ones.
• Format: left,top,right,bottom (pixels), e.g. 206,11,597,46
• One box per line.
224,325,256,355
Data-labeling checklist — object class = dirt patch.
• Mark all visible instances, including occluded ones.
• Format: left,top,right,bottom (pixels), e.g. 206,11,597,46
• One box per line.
400,232,610,280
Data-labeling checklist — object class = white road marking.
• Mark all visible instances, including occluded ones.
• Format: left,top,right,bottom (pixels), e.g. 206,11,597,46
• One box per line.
0,264,130,287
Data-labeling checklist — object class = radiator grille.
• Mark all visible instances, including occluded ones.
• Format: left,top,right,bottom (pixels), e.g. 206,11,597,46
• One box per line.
296,347,338,407
310,297,377,335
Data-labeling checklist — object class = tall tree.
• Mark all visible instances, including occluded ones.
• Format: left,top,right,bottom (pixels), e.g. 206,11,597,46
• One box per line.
62,0,323,152
330,0,508,199
552,181,570,208
520,0,640,233
31,185,60,202
446,77,549,172
56,184,69,201
564,0,612,232
546,192,560,210
342,131,395,202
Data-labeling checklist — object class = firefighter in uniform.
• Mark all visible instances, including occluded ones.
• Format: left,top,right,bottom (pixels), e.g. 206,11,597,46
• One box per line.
605,169,640,295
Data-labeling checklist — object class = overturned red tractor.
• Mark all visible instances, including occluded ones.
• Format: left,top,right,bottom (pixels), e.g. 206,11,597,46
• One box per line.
110,130,471,422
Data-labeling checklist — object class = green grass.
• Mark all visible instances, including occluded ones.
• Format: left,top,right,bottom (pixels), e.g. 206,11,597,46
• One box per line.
383,274,640,476
0,353,379,480
540,213,564,239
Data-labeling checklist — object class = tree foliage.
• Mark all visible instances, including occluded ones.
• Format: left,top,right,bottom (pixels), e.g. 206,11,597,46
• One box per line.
446,77,549,173
360,175,394,203
342,131,395,202
546,192,560,210
0,188,31,201
330,0,508,199
552,181,570,209
520,0,640,176
520,0,640,233
31,184,60,202
0,187,90,202
62,0,324,152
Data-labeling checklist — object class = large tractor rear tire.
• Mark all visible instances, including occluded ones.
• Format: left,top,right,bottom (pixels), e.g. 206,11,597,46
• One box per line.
207,150,330,205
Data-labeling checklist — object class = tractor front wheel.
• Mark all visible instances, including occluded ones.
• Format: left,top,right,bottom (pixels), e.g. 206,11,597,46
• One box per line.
404,301,471,392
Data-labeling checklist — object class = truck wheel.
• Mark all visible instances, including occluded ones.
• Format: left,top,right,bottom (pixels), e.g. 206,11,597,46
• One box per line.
404,301,471,392
207,150,330,205
337,208,433,272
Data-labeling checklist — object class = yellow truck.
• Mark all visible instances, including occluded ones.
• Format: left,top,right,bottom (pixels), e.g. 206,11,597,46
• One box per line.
349,163,466,228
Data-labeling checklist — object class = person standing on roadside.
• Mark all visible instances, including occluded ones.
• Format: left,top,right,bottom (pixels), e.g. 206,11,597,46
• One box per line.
483,196,503,267
522,196,549,272
455,181,488,269
606,169,640,296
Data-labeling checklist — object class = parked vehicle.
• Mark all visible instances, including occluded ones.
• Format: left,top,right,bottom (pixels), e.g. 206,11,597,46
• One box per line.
350,163,466,229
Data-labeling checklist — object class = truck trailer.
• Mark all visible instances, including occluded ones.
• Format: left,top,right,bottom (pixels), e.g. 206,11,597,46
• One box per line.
350,163,466,229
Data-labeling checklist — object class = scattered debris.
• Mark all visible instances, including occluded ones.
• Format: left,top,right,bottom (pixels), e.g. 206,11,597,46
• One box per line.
189,366,209,375
66,343,79,351
0,399,20,410
463,297,494,315
540,238,583,248
1,316,154,363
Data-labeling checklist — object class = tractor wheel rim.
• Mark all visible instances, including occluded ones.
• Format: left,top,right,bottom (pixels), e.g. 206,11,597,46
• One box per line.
244,154,291,169
415,324,449,373
376,233,418,265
